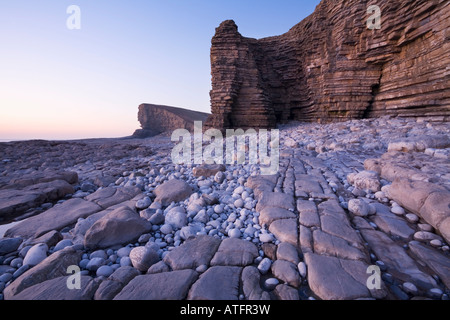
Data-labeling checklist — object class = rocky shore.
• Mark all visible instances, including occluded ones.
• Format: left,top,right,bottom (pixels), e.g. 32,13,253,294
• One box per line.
0,116,449,300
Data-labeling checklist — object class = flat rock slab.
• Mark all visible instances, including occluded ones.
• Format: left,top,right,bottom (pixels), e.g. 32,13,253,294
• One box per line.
5,198,102,239
188,266,242,300
305,252,384,300
312,230,367,261
154,179,193,207
84,206,152,250
0,180,74,222
241,266,271,300
3,247,83,299
297,200,320,228
256,191,295,213
259,207,297,227
274,284,299,300
163,235,221,270
9,276,99,300
210,238,259,267
318,200,363,248
294,175,324,196
269,218,298,247
360,229,437,290
271,260,301,288
370,203,415,240
85,186,142,209
408,241,450,289
114,269,198,300
94,266,141,300
7,171,78,189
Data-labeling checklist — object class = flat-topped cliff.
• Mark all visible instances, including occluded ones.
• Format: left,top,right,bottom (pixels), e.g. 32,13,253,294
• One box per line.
133,104,210,137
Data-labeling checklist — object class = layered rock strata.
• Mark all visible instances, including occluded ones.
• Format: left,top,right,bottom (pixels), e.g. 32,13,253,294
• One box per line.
206,0,450,129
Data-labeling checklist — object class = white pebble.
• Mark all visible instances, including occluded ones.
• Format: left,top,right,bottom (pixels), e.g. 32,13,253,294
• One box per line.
214,205,224,214
298,262,307,278
430,239,442,247
228,228,241,238
391,206,405,215
234,198,244,208
259,233,274,243
405,213,419,223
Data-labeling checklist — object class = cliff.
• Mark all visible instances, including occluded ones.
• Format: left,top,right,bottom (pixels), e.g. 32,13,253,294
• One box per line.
206,0,450,129
133,104,210,137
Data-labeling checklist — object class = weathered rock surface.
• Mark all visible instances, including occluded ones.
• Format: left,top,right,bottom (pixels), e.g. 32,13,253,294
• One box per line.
3,247,83,299
206,0,450,130
9,276,100,300
187,266,242,300
0,179,75,222
242,266,271,300
408,241,450,289
154,179,193,206
84,206,152,250
163,235,221,270
5,198,102,239
210,237,258,267
114,270,198,300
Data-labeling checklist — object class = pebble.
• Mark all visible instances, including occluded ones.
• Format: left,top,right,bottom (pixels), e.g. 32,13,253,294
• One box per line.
86,257,106,271
234,198,244,208
0,273,13,283
120,256,132,267
214,205,224,214
136,197,152,210
23,243,48,267
96,265,114,278
257,258,272,274
90,250,108,260
405,214,419,223
53,239,73,252
117,247,133,257
228,228,241,239
160,224,174,235
402,282,418,295
418,224,434,232
259,233,274,243
264,278,279,291
12,265,30,279
196,264,208,273
348,199,370,217
413,231,442,242
429,288,443,299
430,239,442,247
375,260,387,272
10,257,23,268
214,171,225,184
298,262,307,278
391,206,405,215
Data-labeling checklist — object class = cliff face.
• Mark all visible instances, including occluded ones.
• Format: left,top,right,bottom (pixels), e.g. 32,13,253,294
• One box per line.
206,0,450,129
133,104,209,137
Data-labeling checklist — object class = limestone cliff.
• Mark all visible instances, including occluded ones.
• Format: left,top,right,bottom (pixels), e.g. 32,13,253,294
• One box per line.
206,0,450,129
133,104,209,137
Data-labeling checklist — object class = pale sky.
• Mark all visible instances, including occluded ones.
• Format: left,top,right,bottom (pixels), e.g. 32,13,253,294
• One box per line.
0,0,320,140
